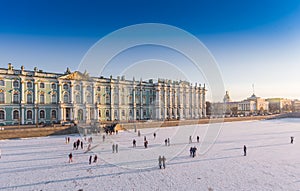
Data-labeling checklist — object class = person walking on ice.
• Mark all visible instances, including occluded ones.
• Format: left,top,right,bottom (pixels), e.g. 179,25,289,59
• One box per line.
291,136,294,144
162,156,166,169
133,139,136,147
158,156,162,169
243,145,247,156
89,155,92,165
69,152,73,163
189,136,192,143
116,144,119,153
112,144,115,153
197,136,200,143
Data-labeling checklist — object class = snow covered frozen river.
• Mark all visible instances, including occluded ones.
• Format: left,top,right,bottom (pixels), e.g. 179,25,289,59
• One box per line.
1,118,300,191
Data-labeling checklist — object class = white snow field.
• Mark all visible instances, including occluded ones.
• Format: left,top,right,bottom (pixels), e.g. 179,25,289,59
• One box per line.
1,118,300,191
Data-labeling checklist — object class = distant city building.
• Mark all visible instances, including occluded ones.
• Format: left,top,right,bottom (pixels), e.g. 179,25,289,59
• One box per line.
0,63,206,125
292,100,300,112
266,98,292,114
238,94,269,115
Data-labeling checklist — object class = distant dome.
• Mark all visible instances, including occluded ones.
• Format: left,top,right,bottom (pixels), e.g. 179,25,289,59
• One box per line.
223,91,231,102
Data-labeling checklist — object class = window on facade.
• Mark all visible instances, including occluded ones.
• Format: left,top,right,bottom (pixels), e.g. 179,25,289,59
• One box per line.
105,86,110,92
27,81,33,89
27,110,32,120
97,95,101,104
40,110,45,119
51,83,56,89
40,82,45,88
0,110,4,120
13,110,19,120
114,95,118,103
129,110,133,116
98,110,101,117
143,109,146,116
105,95,110,104
129,96,132,104
63,84,68,90
114,110,118,117
13,93,19,103
0,92,4,103
63,94,69,103
106,110,110,117
51,94,56,104
0,80,4,86
75,85,80,91
75,94,80,103
13,80,19,88
143,96,146,104
51,110,57,119
87,94,92,104
122,110,125,117
97,86,101,91
136,110,139,117
86,85,92,92
27,93,33,104
40,94,45,104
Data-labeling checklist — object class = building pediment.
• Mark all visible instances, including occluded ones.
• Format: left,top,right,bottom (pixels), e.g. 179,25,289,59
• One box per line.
59,71,93,81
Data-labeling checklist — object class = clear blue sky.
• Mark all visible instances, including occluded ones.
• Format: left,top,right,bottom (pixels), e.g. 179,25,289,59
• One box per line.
1,0,300,100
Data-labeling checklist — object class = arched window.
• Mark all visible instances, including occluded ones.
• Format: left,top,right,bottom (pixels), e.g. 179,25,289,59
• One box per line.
13,110,19,120
51,94,57,104
129,96,132,104
0,110,5,120
75,85,80,91
122,110,125,117
27,81,32,89
51,83,56,89
40,82,45,88
13,80,19,88
40,94,45,104
40,110,45,119
114,95,118,103
27,93,33,104
63,84,68,90
114,110,118,117
0,92,4,103
27,110,32,119
13,92,19,103
86,85,92,92
106,110,110,117
51,110,57,119
86,94,92,104
142,96,146,104
129,110,133,116
136,110,139,117
76,94,81,103
0,80,5,86
97,86,101,91
63,94,69,103
105,86,110,92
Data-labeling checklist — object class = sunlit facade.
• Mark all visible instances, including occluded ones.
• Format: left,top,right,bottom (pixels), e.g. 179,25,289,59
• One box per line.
0,64,206,125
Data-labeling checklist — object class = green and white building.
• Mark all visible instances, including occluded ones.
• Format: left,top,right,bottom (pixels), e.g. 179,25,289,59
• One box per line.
0,63,206,126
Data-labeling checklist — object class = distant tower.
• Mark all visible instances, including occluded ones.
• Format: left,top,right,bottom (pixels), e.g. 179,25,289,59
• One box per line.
223,91,231,103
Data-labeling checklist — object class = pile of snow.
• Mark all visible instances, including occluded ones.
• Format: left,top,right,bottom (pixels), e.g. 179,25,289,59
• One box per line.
1,118,300,191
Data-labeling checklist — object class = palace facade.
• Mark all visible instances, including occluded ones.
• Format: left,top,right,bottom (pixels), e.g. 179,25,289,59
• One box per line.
0,64,206,125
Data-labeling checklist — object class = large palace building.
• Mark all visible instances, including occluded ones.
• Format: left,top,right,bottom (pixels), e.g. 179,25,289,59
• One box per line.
0,63,206,126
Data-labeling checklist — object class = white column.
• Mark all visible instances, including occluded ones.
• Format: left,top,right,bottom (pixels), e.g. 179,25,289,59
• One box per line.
133,87,136,120
21,79,25,104
34,82,38,104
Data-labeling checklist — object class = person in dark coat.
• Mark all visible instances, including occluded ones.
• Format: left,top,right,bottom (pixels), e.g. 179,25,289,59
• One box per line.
291,136,294,144
73,142,76,150
167,138,170,146
165,139,168,146
158,155,162,169
89,155,92,164
133,139,136,147
162,156,166,169
112,144,115,153
144,140,148,148
153,132,156,139
81,141,83,149
93,155,98,163
69,153,73,163
116,144,119,153
190,147,193,157
197,136,200,143
244,145,247,156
